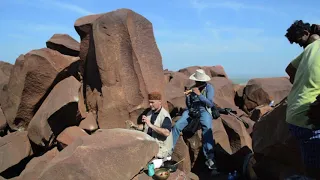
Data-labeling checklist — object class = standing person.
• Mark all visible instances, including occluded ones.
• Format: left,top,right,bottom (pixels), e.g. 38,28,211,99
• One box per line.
172,69,217,170
285,20,320,84
284,21,320,179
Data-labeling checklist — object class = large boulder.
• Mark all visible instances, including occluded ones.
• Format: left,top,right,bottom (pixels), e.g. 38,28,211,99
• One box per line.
252,99,304,178
172,136,192,173
79,9,167,129
0,61,13,98
0,55,25,128
12,148,59,180
56,126,89,149
78,112,98,133
0,131,33,173
243,77,292,112
1,49,77,131
27,76,81,147
0,107,6,132
37,129,159,180
165,72,191,115
46,34,80,57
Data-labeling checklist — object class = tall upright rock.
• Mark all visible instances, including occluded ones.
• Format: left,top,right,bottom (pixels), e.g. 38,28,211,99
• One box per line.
75,9,166,129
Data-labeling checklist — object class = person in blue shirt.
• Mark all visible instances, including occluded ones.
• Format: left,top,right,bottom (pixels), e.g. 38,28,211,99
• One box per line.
172,69,216,170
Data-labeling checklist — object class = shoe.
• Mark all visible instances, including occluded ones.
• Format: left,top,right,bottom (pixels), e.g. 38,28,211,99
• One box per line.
205,159,217,170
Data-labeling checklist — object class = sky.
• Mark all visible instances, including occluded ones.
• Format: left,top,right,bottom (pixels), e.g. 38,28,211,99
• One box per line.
1,0,320,79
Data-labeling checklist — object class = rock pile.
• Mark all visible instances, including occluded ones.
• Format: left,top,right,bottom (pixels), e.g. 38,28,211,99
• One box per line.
0,8,299,180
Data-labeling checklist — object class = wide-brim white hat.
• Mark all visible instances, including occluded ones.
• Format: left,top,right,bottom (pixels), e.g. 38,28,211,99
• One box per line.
189,69,211,82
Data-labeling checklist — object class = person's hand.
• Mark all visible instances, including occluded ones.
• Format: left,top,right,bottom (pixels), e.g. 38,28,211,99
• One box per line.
125,120,136,129
142,115,151,126
307,95,320,124
192,87,201,95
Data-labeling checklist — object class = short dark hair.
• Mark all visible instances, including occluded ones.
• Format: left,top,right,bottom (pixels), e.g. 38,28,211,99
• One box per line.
285,20,311,43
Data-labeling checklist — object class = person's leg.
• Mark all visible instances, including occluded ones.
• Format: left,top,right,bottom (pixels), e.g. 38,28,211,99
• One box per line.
199,109,217,170
199,109,215,160
172,110,190,150
288,124,320,179
300,129,320,179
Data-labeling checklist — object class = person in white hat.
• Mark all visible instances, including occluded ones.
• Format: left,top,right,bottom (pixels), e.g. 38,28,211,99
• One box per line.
172,69,217,170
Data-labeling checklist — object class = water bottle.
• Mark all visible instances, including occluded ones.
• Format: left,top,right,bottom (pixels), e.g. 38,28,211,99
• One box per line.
269,100,274,107
233,170,238,179
227,172,234,180
147,162,155,176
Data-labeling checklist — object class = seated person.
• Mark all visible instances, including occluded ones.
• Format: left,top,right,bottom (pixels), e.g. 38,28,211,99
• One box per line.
126,92,173,159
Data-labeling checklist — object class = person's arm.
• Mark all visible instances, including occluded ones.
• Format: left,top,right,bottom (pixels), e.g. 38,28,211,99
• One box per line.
286,63,297,84
198,84,214,108
186,94,191,109
147,117,171,137
286,52,303,84
133,124,144,131
126,120,144,131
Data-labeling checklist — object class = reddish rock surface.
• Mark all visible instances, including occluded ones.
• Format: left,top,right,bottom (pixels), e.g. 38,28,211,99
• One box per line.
46,34,80,57
0,107,6,131
27,76,81,147
1,49,77,131
81,9,167,129
243,77,292,111
252,99,304,178
0,55,25,130
0,61,13,98
250,105,273,121
74,14,103,75
213,118,232,154
211,77,235,104
57,126,89,149
79,112,98,132
13,148,59,180
37,129,159,180
0,131,33,173
172,136,191,173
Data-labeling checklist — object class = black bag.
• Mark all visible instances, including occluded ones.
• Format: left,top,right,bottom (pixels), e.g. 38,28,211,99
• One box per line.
211,105,220,119
188,108,201,119
182,116,200,138
182,108,201,137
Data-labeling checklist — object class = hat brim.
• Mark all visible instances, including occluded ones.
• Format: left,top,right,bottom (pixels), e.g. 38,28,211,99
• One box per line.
189,73,211,82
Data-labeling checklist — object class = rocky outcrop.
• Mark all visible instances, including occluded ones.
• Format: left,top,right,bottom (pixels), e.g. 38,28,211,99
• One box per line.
12,148,59,180
252,99,304,178
1,49,77,131
79,9,167,129
56,126,89,149
0,131,33,173
0,61,13,99
242,77,292,112
0,7,302,180
37,129,158,180
27,76,81,147
46,34,80,57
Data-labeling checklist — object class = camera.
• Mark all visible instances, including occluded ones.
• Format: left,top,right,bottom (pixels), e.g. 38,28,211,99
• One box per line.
188,108,200,118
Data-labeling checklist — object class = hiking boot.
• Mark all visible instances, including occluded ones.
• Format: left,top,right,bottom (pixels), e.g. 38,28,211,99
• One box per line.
205,159,217,170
